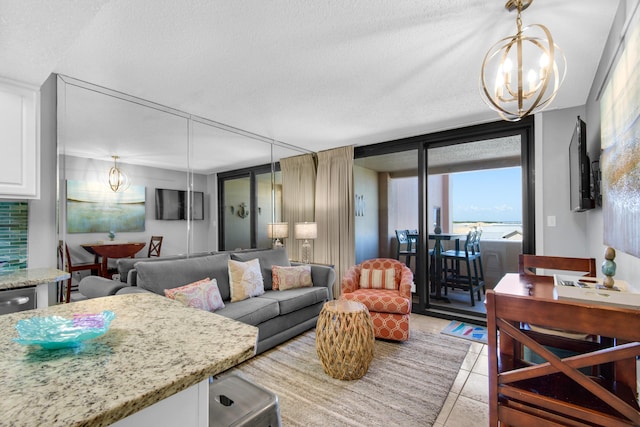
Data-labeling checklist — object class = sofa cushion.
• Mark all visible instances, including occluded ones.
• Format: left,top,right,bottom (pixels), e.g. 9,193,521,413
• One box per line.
360,268,396,290
214,296,279,326
135,253,231,296
228,258,265,302
260,287,328,315
164,278,225,312
231,247,290,290
272,265,313,290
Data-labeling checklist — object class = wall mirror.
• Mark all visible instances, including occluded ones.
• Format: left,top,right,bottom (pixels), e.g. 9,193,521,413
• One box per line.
56,75,306,290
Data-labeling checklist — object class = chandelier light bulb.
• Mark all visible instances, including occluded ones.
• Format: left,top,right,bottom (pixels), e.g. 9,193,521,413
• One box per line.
108,156,130,192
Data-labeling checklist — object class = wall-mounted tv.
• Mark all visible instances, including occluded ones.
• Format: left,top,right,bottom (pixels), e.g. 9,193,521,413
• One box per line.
155,188,204,220
569,116,595,212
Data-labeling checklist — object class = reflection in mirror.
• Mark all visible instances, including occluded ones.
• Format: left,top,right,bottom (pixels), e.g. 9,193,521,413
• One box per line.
57,75,310,297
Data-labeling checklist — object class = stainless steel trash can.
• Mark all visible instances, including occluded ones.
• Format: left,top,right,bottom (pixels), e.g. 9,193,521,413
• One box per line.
209,374,281,427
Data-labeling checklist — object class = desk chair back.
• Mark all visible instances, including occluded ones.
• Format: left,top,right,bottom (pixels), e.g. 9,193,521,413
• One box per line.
518,254,596,277
148,236,163,257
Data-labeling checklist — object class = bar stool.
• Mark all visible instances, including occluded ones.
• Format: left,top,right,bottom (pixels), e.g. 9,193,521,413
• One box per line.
394,229,416,267
440,229,485,306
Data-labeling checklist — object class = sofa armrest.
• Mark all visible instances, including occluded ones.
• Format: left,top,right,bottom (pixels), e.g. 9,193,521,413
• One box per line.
127,269,138,286
291,262,335,300
79,276,127,299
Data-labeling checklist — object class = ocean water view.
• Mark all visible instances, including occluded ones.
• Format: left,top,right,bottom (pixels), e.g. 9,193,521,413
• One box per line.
452,221,522,240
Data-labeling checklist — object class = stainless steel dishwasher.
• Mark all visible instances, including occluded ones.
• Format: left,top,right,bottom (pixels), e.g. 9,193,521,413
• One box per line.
0,287,36,315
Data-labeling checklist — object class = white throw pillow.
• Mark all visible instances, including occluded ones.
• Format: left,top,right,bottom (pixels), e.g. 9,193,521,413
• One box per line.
228,258,265,302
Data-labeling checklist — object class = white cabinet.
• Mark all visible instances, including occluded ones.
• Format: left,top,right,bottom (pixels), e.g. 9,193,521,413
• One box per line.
0,77,40,199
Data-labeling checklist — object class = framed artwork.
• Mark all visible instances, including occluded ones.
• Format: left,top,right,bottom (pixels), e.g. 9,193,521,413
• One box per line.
600,7,640,257
66,180,146,233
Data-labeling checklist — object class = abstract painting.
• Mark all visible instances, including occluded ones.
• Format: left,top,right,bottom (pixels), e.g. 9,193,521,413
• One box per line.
66,180,146,233
600,8,640,257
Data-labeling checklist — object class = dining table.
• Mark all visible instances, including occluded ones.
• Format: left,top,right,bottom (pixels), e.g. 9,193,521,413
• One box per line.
81,242,146,278
405,232,464,302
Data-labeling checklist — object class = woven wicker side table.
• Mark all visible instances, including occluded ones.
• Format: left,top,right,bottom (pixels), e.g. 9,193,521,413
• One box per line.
315,300,374,380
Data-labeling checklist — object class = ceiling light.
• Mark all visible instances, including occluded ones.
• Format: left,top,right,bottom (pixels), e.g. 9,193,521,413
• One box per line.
108,156,130,192
480,0,566,121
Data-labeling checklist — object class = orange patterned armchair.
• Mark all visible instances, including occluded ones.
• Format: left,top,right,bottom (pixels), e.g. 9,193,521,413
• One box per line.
340,258,412,341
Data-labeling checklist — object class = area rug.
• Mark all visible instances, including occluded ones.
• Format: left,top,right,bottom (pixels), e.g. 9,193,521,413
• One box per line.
441,320,488,344
219,329,470,426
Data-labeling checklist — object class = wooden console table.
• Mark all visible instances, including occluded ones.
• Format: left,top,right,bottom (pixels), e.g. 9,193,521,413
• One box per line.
487,273,640,426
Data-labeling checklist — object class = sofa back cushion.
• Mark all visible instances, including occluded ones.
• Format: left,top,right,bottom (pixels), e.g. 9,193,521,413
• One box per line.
231,247,290,290
135,253,232,298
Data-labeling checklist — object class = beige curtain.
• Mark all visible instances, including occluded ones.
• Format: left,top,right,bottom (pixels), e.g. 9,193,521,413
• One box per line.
314,146,354,298
280,153,317,263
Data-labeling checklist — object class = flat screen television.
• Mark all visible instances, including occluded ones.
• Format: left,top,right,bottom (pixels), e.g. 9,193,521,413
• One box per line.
155,188,204,220
569,116,595,212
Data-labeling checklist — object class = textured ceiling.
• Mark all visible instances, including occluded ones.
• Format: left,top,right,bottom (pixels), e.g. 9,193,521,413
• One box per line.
0,0,621,171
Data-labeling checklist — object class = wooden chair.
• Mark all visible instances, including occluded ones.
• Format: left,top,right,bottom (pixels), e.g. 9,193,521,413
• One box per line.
58,243,102,303
486,289,640,426
519,254,597,277
518,254,604,375
148,236,163,257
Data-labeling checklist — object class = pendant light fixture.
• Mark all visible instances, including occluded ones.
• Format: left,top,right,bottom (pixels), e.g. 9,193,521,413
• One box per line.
480,0,566,121
108,155,130,192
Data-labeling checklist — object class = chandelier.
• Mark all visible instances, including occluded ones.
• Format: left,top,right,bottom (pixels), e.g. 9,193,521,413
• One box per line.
480,0,566,121
108,156,130,192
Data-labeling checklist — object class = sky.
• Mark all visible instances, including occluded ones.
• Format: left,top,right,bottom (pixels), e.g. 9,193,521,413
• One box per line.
450,167,522,223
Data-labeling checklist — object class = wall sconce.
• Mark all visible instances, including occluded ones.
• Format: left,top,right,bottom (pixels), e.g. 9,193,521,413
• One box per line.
295,222,317,264
267,222,289,248
108,155,130,192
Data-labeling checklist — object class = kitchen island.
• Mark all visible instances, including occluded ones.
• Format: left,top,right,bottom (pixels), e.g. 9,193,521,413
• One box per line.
0,293,258,426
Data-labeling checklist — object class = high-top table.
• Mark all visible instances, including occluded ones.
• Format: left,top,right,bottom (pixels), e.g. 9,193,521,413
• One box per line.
81,242,146,277
0,293,258,427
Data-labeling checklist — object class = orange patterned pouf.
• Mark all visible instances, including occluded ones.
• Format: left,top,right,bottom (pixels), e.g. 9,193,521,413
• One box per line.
315,300,375,380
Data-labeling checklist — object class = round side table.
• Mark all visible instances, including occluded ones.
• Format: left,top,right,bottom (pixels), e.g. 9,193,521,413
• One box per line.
315,300,374,380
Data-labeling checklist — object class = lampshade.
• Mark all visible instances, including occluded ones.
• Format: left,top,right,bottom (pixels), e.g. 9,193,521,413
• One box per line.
108,155,130,192
267,222,289,239
295,222,317,240
480,0,566,121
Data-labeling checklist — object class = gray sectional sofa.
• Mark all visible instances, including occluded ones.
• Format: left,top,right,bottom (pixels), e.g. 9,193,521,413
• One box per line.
79,248,335,354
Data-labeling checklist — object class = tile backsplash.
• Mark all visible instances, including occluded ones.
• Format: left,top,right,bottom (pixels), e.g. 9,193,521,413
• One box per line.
0,202,28,271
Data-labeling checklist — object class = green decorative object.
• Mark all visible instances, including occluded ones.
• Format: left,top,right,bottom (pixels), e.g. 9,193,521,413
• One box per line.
108,230,115,241
602,246,616,289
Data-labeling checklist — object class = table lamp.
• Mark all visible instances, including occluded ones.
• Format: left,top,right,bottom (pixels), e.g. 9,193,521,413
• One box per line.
294,222,317,264
267,222,288,248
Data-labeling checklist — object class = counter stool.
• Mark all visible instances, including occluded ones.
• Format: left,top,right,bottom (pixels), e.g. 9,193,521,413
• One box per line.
440,229,485,306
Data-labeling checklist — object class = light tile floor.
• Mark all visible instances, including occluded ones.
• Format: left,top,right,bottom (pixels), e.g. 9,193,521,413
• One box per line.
410,313,489,427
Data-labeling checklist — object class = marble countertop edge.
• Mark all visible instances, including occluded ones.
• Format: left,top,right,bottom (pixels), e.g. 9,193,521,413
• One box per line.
0,267,70,290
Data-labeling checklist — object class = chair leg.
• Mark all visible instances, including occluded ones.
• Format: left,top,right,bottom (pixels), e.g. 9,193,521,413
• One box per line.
65,278,72,304
466,259,475,306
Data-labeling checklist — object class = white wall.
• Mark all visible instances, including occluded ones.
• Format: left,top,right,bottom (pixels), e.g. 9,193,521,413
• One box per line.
538,105,590,258
538,0,640,284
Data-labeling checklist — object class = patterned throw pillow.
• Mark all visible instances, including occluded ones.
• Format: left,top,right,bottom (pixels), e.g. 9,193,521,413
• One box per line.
272,265,313,291
359,268,396,290
228,258,265,302
164,278,225,312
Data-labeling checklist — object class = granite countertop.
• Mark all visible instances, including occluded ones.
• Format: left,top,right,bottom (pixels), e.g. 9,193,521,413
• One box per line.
0,293,258,427
0,268,70,291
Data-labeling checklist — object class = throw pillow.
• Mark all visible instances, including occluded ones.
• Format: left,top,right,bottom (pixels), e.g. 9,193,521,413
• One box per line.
272,265,313,291
228,258,265,302
360,268,396,290
164,278,225,312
